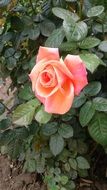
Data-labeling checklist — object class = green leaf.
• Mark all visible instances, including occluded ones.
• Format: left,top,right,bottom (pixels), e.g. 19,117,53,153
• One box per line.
93,97,107,112
60,176,68,185
0,103,5,115
0,118,11,131
50,134,64,156
69,158,77,170
42,122,58,136
93,23,107,33
12,99,40,126
80,53,104,73
87,5,104,17
45,27,65,48
36,157,45,173
52,7,79,22
17,73,28,84
35,106,52,124
58,123,73,138
79,101,95,127
40,20,55,37
28,26,40,40
18,83,34,100
83,82,101,96
76,156,90,169
63,19,88,42
79,37,100,49
72,92,86,108
0,0,10,7
99,41,107,52
6,57,17,70
4,48,15,58
59,42,77,51
88,113,107,146
23,159,36,172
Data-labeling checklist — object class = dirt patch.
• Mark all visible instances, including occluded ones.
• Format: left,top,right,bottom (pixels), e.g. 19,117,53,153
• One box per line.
0,155,46,190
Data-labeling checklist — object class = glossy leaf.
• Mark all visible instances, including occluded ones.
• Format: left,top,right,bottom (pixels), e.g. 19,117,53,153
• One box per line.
45,27,65,48
35,106,52,124
80,53,104,73
87,5,104,17
79,101,95,127
58,123,73,138
93,97,107,112
76,156,90,169
83,82,101,96
12,99,40,126
88,113,107,146
79,37,100,49
50,134,64,156
42,122,58,136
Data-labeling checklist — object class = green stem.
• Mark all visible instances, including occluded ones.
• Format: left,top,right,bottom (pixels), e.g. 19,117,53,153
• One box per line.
0,102,11,112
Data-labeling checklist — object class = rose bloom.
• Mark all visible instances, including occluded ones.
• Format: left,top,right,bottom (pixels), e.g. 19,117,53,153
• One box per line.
29,46,88,114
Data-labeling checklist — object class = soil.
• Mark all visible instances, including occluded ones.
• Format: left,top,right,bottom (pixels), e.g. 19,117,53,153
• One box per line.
0,155,46,190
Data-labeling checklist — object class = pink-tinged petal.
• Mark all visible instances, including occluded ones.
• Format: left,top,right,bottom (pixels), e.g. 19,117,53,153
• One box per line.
35,92,45,104
64,55,88,95
45,81,74,114
36,46,60,63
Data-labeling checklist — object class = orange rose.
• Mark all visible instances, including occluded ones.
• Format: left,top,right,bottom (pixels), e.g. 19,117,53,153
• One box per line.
29,46,88,114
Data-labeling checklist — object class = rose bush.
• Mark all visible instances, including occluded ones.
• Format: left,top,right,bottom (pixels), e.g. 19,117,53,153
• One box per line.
29,46,88,114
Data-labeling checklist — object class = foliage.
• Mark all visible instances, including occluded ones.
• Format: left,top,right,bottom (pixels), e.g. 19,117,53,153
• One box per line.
0,0,107,189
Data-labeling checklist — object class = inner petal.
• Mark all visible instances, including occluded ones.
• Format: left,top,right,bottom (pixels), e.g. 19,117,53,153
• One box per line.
40,66,57,87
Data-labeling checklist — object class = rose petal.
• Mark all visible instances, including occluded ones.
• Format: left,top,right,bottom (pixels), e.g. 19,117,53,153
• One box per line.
64,55,88,95
36,46,60,63
29,59,73,91
45,81,74,114
36,77,58,98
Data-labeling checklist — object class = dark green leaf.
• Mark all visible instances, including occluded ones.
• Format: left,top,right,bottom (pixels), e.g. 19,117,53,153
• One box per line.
83,82,101,96
69,158,77,170
79,37,100,49
6,57,17,70
28,26,40,40
18,83,34,100
72,92,86,108
4,48,15,58
58,123,73,138
50,134,64,156
0,118,11,131
23,159,36,172
45,27,65,48
40,20,55,37
88,113,107,146
52,7,79,22
93,97,107,112
79,101,95,127
76,156,90,169
42,122,58,136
